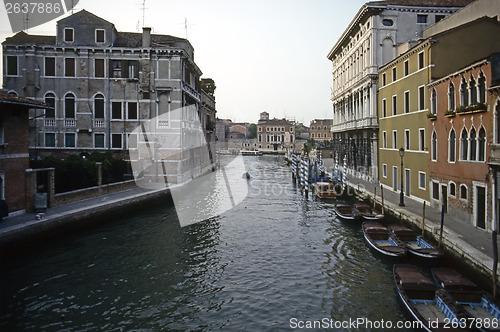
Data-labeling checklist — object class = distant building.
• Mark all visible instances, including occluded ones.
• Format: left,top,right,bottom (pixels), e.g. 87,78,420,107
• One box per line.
256,112,295,152
2,9,215,182
228,124,248,139
0,91,51,214
327,0,473,181
310,119,332,141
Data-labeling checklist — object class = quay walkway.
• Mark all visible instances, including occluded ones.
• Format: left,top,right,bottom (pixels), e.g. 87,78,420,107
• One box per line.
345,173,497,283
0,186,170,249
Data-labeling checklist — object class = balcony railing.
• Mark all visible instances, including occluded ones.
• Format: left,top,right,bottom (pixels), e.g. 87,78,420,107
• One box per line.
94,119,105,128
65,119,76,127
44,119,55,127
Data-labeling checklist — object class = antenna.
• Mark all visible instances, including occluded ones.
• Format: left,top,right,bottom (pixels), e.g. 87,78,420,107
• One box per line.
185,18,188,39
136,0,148,27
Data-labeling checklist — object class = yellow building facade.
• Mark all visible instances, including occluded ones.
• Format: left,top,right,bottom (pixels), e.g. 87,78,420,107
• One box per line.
378,41,431,203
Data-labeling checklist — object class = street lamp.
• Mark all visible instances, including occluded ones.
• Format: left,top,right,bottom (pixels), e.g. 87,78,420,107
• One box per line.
399,147,405,207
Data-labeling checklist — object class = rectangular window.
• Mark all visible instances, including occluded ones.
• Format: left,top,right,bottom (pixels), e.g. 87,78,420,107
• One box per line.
418,86,425,110
383,164,387,178
392,67,397,82
111,60,122,78
417,15,428,24
112,102,122,119
392,95,397,116
45,133,56,147
432,182,439,200
127,102,138,119
419,128,425,151
435,15,446,23
128,133,138,149
383,131,387,148
95,97,104,119
404,91,410,113
419,172,426,190
44,57,55,76
418,52,424,70
65,58,75,77
64,28,74,42
94,133,105,148
6,56,18,76
405,129,410,150
65,133,76,147
111,134,122,149
392,130,397,149
382,99,387,117
404,60,409,76
95,59,105,78
382,73,386,86
95,29,105,43
128,61,138,79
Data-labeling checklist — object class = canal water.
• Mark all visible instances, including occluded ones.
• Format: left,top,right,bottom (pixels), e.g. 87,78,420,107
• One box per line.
1,155,417,331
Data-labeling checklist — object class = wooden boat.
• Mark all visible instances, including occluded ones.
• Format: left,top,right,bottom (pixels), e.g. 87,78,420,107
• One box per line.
313,181,336,199
394,264,473,332
362,221,406,260
241,150,263,156
354,202,384,220
432,267,500,325
333,201,360,221
389,224,444,263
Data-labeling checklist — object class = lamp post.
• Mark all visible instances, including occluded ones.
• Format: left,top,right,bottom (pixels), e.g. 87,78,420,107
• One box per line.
399,147,405,206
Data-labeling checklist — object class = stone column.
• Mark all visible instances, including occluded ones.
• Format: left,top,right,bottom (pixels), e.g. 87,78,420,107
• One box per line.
48,168,55,208
96,162,103,195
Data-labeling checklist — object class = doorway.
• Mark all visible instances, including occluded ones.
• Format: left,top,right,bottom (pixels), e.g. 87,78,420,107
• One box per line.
405,169,410,197
441,184,448,214
476,186,486,229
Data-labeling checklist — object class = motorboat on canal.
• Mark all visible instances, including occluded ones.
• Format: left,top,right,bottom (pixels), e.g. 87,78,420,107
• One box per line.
353,202,384,220
362,221,406,260
431,267,500,325
389,224,444,264
333,201,360,222
313,181,336,199
394,264,473,332
241,150,263,156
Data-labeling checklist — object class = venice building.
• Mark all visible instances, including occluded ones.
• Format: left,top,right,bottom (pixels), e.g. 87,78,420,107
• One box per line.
2,10,216,183
327,0,473,181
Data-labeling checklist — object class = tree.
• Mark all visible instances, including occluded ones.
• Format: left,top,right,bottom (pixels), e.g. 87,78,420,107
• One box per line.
248,124,257,139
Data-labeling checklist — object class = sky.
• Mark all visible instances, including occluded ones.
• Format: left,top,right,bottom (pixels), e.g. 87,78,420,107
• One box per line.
0,0,367,124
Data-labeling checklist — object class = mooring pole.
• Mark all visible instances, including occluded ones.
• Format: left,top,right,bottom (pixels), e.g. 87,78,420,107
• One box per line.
438,204,445,248
374,185,377,208
422,201,426,238
381,185,385,215
493,230,498,298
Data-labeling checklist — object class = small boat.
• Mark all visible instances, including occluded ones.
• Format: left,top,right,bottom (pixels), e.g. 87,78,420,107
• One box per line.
354,202,384,220
242,172,251,179
362,221,406,260
432,267,500,325
389,224,444,263
313,181,336,199
394,264,472,332
241,150,263,156
333,201,360,221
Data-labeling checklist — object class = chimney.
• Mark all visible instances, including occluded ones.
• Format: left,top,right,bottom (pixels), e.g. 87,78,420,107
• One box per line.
142,27,151,48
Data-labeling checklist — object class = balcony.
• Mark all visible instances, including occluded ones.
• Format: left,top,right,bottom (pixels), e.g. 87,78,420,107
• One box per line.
94,119,105,128
44,119,56,127
65,119,76,127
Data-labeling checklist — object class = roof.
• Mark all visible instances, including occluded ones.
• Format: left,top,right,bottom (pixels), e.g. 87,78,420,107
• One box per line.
3,31,56,45
367,0,474,6
114,32,187,48
57,9,114,26
0,91,51,109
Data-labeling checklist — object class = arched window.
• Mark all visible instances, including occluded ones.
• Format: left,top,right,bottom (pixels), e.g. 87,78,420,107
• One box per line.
94,94,104,119
44,92,56,118
460,184,467,200
460,78,469,106
478,127,486,162
64,93,75,118
449,128,456,163
469,127,477,161
448,83,455,110
470,78,477,105
478,72,486,104
431,88,437,115
460,128,468,160
449,182,456,197
432,131,437,161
